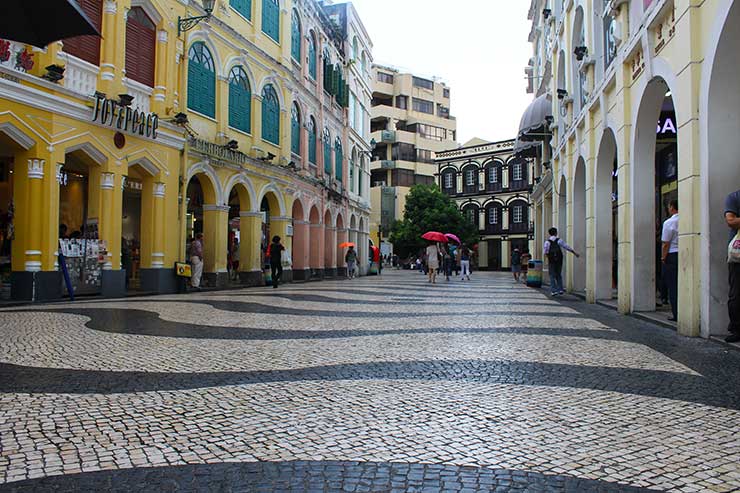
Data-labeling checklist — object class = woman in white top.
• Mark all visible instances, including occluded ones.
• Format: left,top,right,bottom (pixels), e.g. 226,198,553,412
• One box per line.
426,242,440,283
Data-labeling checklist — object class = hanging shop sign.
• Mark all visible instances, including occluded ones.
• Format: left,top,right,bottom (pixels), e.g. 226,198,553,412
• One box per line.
92,94,159,139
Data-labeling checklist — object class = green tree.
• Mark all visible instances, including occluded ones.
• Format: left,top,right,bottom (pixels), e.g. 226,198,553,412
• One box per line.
389,184,479,259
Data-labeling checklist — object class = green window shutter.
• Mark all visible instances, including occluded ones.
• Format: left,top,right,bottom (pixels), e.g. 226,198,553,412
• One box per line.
291,11,301,63
308,38,317,79
228,67,251,133
357,163,363,193
331,65,340,97
335,141,343,181
262,0,279,42
231,0,251,20
187,42,215,118
349,160,355,192
261,84,280,145
291,103,300,155
309,126,316,164
342,84,350,108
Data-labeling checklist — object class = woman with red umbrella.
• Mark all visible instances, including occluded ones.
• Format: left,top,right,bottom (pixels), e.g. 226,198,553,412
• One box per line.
421,232,447,284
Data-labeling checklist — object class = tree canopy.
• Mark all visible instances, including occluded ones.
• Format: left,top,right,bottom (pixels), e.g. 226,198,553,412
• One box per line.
389,185,479,259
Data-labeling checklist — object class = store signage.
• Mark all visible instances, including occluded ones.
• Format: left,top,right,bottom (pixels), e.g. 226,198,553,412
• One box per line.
92,94,159,139
657,115,676,135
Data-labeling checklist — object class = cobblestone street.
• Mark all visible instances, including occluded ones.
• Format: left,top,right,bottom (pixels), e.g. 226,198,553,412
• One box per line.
1,271,739,492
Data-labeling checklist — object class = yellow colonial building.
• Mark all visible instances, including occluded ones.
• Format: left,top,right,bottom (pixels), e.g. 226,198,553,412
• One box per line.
521,0,740,338
0,0,373,301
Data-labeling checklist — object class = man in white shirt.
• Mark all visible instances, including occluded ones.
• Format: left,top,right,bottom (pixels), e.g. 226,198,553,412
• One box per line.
543,227,580,296
661,200,679,321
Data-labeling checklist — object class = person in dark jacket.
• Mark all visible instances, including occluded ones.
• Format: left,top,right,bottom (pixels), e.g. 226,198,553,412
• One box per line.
268,235,285,288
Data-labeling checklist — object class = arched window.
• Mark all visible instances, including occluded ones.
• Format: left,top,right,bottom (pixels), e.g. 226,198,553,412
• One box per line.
308,116,317,165
485,161,502,192
63,0,102,65
187,42,215,118
462,163,479,194
323,128,332,175
308,32,317,80
228,66,251,133
509,159,528,190
352,37,359,61
230,0,251,20
361,51,368,75
291,102,301,156
334,138,343,181
441,168,456,195
349,154,355,193
463,204,479,229
485,203,503,233
125,6,156,87
262,0,279,42
291,10,301,63
508,200,529,233
261,84,280,145
357,159,364,196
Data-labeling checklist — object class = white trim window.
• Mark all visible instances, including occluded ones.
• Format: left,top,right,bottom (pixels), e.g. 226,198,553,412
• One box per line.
513,205,524,223
512,163,523,181
444,172,453,189
488,166,498,184
465,169,475,186
489,207,498,225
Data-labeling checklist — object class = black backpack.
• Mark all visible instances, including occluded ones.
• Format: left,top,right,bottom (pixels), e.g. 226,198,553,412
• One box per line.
547,239,563,264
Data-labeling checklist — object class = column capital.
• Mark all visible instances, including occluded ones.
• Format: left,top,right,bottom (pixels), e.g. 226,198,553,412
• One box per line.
55,163,63,183
157,30,168,43
27,159,44,179
153,182,166,198
203,204,230,213
104,0,117,14
100,172,115,190
270,216,292,222
240,211,262,218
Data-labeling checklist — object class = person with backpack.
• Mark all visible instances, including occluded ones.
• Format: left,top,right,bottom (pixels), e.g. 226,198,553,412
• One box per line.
543,227,580,296
459,245,472,281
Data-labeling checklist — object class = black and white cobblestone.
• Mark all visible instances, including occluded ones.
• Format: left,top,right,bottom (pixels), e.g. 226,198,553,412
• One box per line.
1,271,739,492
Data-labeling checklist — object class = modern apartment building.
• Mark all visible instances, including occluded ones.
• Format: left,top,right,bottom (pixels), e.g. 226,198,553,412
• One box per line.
368,64,457,252
518,0,740,338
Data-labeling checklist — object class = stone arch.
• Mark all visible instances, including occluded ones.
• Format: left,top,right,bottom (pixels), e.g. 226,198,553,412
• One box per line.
572,156,587,292
631,74,678,312
571,6,586,113
557,174,567,248
595,127,618,301
324,208,335,270
308,205,322,272
223,173,256,212
256,76,286,111
335,212,347,271
257,182,286,217
700,0,740,337
186,32,223,78
223,55,257,90
187,161,222,205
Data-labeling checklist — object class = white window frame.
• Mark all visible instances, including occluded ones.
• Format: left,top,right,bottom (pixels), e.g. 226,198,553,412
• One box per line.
513,205,524,223
465,169,475,186
489,166,498,184
444,173,453,189
489,207,498,225
512,163,523,182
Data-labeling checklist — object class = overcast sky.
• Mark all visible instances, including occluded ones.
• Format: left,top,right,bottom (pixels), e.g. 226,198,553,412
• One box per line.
349,0,533,146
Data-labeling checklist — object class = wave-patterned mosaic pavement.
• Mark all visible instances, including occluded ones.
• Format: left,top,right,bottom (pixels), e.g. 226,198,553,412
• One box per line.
1,271,739,492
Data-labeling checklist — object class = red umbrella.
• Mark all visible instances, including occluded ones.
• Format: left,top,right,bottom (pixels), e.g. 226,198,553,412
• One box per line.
421,231,448,243
444,233,461,244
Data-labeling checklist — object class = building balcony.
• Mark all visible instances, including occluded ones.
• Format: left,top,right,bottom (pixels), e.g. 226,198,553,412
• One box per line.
380,160,396,169
380,130,396,143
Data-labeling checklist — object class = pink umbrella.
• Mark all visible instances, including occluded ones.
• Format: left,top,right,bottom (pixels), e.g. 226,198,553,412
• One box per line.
421,231,448,243
445,233,461,244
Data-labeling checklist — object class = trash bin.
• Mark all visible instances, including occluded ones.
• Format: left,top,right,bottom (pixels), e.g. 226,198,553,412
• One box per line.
526,260,543,288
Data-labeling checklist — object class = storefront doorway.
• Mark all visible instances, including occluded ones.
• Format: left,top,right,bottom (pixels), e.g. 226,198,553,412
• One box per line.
0,151,14,300
228,188,240,283
121,171,144,291
186,176,204,243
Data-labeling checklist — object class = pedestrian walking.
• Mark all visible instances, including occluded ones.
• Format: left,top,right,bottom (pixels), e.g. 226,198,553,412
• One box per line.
345,245,358,279
426,242,440,283
544,227,579,296
460,245,471,281
268,235,285,288
725,189,740,343
511,248,522,282
190,233,204,290
660,200,679,321
442,246,453,281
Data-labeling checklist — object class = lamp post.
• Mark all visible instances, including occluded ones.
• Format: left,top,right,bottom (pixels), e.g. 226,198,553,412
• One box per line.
178,0,215,36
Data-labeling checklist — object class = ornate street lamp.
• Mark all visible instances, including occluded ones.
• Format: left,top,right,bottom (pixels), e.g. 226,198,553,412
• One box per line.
178,0,215,36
